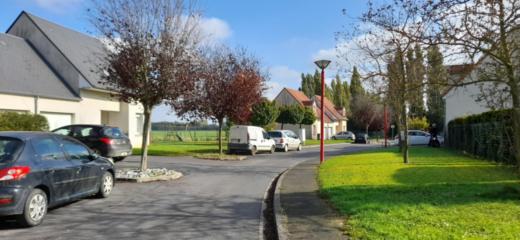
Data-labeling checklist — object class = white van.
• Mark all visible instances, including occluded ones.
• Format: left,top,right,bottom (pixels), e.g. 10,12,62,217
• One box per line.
228,125,276,155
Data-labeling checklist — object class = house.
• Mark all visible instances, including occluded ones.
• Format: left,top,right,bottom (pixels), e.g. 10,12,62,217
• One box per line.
273,88,347,139
443,60,511,131
0,11,145,146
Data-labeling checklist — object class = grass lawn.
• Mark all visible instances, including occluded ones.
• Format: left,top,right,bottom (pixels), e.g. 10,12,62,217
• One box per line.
151,130,222,142
319,147,520,239
133,141,225,156
305,139,353,145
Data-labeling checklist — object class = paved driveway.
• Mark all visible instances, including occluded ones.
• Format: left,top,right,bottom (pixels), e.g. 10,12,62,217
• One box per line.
0,143,377,240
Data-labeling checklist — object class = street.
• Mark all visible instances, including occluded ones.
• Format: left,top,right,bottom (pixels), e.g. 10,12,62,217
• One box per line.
0,143,377,240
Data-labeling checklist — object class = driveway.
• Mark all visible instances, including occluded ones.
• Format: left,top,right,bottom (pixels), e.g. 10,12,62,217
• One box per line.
0,143,377,240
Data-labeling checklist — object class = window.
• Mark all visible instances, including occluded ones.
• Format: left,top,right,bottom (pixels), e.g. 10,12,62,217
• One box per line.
104,127,123,137
0,137,23,164
53,127,71,136
136,114,144,135
32,137,65,161
72,126,100,138
61,138,90,160
262,131,270,139
268,131,282,138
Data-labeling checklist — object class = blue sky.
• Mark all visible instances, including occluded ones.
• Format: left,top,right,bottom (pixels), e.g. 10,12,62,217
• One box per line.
1,0,366,122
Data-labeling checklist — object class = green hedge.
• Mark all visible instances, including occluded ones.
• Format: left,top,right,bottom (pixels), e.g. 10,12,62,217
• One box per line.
447,109,515,165
0,112,49,131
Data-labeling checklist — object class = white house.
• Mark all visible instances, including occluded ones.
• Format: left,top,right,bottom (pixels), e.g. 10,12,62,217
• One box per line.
273,88,347,139
0,11,145,146
443,60,511,131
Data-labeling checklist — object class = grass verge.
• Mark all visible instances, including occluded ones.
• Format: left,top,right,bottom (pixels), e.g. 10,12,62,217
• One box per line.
133,141,225,156
319,146,520,239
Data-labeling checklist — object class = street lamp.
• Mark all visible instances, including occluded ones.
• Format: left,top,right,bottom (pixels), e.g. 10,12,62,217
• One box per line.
314,59,331,164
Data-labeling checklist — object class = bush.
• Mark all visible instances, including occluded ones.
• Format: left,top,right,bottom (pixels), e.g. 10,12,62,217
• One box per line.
408,117,429,131
447,109,515,165
0,112,49,131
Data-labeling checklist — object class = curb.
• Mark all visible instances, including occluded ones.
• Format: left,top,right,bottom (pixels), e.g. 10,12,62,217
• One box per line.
259,171,284,240
274,166,294,240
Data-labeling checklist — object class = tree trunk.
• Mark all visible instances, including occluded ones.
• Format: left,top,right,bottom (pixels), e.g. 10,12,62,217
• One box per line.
140,105,152,171
511,85,520,172
402,102,409,164
281,123,284,130
218,118,223,156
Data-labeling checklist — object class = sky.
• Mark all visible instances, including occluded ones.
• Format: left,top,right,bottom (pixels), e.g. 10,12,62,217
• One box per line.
0,0,367,122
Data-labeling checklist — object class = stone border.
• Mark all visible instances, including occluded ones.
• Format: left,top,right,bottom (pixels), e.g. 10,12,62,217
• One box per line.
193,155,247,161
274,167,292,240
116,169,183,183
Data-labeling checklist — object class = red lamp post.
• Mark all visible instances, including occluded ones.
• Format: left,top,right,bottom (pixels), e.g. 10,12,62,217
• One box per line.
314,59,331,164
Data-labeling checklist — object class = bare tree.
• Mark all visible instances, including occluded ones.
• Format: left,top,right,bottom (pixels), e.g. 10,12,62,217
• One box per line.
172,46,266,156
89,0,201,171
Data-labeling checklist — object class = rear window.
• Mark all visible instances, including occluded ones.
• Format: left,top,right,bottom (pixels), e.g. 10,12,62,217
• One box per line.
72,126,102,137
104,127,124,137
268,132,282,138
0,137,23,164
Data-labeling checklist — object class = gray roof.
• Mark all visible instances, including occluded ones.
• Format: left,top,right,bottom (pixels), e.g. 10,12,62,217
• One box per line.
0,33,79,100
25,12,108,90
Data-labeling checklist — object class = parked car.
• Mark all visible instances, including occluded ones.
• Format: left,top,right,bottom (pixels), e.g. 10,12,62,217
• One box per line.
52,125,132,162
407,130,444,145
354,133,370,144
332,131,355,140
268,130,302,152
228,125,275,155
0,132,114,227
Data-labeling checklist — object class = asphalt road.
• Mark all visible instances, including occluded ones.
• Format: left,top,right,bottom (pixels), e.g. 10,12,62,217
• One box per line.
0,143,378,240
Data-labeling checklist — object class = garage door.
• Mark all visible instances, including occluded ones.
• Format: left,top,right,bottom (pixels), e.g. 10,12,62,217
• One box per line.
41,112,72,131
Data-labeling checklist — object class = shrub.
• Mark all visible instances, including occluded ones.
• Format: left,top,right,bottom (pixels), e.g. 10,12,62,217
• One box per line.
0,112,49,131
447,109,515,165
408,117,429,131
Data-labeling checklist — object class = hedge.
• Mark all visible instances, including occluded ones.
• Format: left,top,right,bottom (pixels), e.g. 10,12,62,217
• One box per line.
447,109,515,165
0,112,49,131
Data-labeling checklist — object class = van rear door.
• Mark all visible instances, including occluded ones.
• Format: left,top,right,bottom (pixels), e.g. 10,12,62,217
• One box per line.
230,126,247,144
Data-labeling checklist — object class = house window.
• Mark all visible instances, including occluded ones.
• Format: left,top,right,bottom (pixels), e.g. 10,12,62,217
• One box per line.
136,113,144,135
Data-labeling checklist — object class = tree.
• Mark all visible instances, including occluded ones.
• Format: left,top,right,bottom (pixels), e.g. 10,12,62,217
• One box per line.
174,46,266,156
251,99,279,130
313,70,322,96
300,107,316,127
350,95,384,135
89,0,201,171
342,80,351,116
276,105,304,129
426,45,447,130
350,66,364,99
408,45,426,117
331,75,345,108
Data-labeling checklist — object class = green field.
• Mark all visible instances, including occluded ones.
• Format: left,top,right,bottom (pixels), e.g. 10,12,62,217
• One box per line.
319,147,520,239
151,130,223,143
133,141,224,156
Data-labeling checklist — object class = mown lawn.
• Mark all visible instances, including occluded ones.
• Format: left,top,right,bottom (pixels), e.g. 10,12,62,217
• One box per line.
305,139,352,145
133,141,225,156
319,147,520,239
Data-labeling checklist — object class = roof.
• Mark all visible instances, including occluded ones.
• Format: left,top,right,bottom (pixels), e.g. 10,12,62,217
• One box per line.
284,88,311,106
280,88,347,123
0,33,79,100
314,96,347,122
23,12,108,90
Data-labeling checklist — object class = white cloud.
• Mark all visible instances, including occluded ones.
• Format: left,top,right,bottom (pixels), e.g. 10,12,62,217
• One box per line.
34,0,82,13
200,17,232,43
264,65,301,100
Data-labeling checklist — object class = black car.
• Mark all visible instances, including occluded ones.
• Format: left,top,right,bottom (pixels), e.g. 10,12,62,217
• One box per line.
52,125,132,161
0,132,114,227
354,133,370,144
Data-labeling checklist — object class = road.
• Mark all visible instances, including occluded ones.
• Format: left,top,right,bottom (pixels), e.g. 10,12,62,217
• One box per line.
0,143,377,240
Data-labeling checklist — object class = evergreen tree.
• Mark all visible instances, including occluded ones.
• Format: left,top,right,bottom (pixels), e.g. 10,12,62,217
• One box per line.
342,80,351,115
408,44,426,117
426,45,447,130
331,75,345,108
313,70,322,96
350,66,364,99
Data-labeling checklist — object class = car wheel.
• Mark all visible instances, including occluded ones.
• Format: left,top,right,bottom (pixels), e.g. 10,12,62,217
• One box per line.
297,144,302,151
113,157,126,162
17,188,47,227
250,146,257,156
270,145,275,154
97,171,114,198
283,144,288,152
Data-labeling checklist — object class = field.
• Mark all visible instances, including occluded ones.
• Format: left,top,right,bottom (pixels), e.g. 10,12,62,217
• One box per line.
151,130,223,143
319,147,520,239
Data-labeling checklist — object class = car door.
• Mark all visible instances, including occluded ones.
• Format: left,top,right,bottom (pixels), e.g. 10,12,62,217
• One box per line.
289,131,299,148
31,136,77,203
261,130,271,150
60,137,99,195
409,131,419,145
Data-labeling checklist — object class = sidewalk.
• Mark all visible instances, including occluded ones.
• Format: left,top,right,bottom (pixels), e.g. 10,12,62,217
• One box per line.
276,159,346,240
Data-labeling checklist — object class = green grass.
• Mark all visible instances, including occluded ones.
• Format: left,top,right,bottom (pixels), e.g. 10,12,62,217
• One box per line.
151,130,223,143
319,147,520,240
133,141,225,156
305,139,353,145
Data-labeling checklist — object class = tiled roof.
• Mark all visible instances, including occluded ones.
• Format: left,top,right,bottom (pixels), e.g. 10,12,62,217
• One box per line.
281,88,346,123
284,88,311,106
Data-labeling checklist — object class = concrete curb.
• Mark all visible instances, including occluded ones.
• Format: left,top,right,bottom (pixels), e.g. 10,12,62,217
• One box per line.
274,166,293,240
259,171,284,240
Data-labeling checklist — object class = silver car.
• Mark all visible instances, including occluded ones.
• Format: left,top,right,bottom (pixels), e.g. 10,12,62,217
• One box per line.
268,130,302,152
332,131,355,140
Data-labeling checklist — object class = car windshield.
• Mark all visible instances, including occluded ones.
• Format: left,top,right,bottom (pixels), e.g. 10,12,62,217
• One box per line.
268,131,282,138
104,127,124,138
0,137,23,164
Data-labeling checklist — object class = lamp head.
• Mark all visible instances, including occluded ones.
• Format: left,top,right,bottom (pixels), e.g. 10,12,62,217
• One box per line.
314,60,331,70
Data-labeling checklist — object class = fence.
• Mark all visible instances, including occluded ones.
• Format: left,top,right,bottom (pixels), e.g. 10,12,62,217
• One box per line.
447,109,516,165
